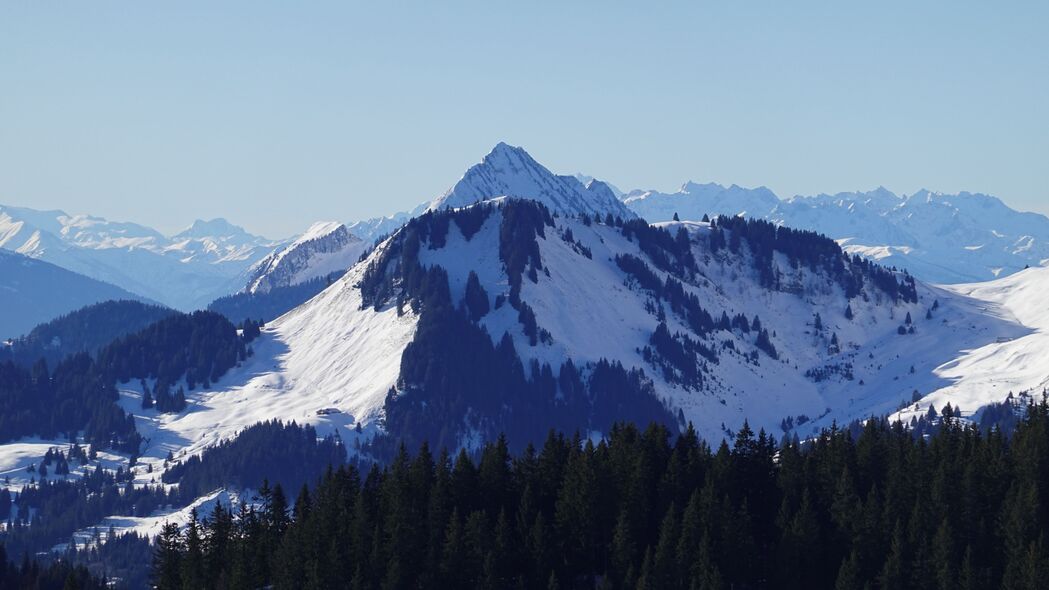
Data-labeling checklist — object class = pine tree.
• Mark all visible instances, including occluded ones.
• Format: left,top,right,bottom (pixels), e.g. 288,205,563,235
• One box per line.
181,509,205,590
464,271,490,322
153,522,183,590
834,549,862,590
878,521,906,590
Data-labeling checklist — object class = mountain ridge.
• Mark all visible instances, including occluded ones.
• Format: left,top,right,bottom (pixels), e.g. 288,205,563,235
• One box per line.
623,181,1049,283
0,205,285,310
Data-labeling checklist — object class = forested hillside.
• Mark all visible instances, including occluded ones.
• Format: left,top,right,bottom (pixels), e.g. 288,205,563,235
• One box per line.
149,398,1049,590
0,300,175,367
0,311,255,451
207,272,344,323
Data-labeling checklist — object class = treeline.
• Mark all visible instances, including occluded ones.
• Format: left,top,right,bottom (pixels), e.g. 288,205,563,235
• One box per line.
710,215,919,303
163,420,348,501
148,400,1049,589
0,299,175,368
0,547,106,590
0,310,252,451
208,271,345,324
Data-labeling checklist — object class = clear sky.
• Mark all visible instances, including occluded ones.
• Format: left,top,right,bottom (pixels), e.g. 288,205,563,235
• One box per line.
1,1,1046,238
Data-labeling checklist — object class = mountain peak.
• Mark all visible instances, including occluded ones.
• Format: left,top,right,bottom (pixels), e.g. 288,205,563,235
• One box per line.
175,218,249,239
487,141,518,157
428,143,635,219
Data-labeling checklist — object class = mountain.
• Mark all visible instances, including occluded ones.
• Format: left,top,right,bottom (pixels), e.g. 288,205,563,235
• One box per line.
29,145,1021,463
347,203,429,243
428,142,635,219
0,205,284,310
0,299,176,367
104,196,1013,473
0,249,153,338
345,144,634,245
244,222,367,294
3,144,1045,568
623,183,1049,284
624,181,782,221
574,173,624,198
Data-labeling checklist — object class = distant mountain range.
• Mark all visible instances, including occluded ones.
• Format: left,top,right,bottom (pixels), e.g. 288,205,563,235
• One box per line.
0,205,284,311
622,183,1049,284
4,143,1047,334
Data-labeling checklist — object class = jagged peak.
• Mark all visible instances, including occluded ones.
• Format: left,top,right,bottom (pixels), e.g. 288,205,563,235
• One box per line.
428,143,635,219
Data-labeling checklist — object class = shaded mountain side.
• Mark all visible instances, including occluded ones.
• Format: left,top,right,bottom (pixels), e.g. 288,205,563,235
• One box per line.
0,249,154,339
0,299,176,367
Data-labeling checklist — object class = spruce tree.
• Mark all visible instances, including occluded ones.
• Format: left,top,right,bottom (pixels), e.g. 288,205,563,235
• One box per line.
153,522,183,590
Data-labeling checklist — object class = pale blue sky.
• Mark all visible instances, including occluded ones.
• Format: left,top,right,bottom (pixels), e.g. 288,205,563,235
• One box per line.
1,1,1046,237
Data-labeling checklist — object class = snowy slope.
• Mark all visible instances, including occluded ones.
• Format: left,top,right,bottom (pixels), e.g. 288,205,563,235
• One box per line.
414,207,1011,439
101,241,418,489
429,142,635,219
0,249,152,338
624,184,1049,284
0,206,284,310
889,265,1049,425
244,221,367,293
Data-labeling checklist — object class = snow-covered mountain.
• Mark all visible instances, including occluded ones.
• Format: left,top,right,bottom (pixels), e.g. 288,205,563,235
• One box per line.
0,205,284,310
102,195,1021,477
623,183,1049,284
244,221,367,293
0,249,152,338
346,144,633,244
81,146,1036,462
574,173,624,198
4,144,1047,550
346,204,428,243
428,142,635,220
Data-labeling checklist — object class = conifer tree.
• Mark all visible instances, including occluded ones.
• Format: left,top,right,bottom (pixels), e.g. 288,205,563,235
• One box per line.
153,522,183,590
